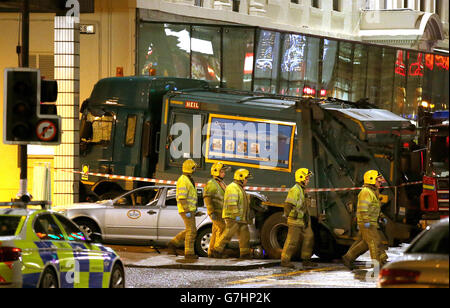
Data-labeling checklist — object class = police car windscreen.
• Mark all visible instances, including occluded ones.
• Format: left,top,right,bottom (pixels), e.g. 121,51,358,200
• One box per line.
0,216,22,236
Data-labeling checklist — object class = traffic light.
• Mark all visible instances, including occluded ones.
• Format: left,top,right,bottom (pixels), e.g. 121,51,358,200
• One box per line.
3,68,61,145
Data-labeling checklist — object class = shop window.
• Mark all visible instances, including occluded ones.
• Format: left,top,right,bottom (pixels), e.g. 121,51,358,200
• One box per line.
352,43,368,102
321,39,338,95
223,27,254,91
254,30,281,94
138,23,190,78
191,26,222,87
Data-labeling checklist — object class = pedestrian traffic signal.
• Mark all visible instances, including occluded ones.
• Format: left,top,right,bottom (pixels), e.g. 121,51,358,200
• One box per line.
3,68,61,145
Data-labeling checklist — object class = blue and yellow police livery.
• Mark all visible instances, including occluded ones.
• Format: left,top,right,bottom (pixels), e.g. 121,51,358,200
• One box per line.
0,208,125,288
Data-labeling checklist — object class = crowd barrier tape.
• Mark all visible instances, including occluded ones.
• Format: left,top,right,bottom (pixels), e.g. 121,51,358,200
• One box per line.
64,170,423,193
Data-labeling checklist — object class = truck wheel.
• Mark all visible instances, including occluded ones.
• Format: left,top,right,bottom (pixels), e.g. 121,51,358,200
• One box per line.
261,212,287,259
313,225,346,261
195,226,212,258
99,190,123,200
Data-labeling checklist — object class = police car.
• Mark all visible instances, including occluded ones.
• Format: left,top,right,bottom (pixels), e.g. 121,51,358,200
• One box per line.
0,207,125,288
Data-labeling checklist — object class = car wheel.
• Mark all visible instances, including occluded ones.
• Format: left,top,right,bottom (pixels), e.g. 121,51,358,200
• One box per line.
39,267,58,288
75,218,101,239
195,226,212,258
109,263,125,288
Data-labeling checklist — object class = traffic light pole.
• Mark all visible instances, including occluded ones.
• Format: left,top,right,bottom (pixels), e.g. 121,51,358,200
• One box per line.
18,0,30,202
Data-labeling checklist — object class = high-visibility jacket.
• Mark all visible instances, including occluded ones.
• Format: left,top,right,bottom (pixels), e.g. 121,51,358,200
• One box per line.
285,183,307,227
176,174,198,213
356,185,381,227
204,177,226,217
222,181,250,223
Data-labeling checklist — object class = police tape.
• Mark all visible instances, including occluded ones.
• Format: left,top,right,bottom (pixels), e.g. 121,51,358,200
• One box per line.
65,170,423,193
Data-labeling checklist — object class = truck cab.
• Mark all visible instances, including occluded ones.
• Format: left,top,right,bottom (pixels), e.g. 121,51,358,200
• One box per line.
79,77,208,200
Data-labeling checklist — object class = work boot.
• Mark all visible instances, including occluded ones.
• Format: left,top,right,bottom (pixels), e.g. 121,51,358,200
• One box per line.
342,255,355,270
302,259,318,268
239,254,253,260
209,249,224,259
184,254,199,260
281,261,296,269
167,242,178,256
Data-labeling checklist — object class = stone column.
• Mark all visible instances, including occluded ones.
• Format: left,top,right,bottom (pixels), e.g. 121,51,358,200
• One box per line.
249,0,266,16
54,16,80,207
214,0,232,11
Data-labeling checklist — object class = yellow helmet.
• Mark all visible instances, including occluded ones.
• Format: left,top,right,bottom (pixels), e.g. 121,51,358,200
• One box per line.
364,170,382,185
182,159,198,174
234,169,253,181
295,168,312,183
211,162,230,177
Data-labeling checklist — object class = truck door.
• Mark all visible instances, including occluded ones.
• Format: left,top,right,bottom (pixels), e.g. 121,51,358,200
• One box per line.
109,111,142,178
166,111,205,168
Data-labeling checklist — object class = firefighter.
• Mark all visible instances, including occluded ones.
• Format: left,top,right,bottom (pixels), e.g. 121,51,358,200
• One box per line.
210,168,253,259
167,159,202,260
342,170,388,270
204,162,230,258
281,168,316,269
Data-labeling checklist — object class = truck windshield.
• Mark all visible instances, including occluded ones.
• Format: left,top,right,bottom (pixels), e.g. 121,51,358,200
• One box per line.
427,135,449,177
80,110,115,145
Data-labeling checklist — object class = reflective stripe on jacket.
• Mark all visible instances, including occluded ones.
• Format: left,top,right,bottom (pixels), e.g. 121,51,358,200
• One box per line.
204,178,226,216
356,185,381,227
222,181,250,223
176,174,198,213
285,183,306,227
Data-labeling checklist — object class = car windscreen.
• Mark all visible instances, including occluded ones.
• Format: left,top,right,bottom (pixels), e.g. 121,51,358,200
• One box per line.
407,224,449,254
0,216,23,236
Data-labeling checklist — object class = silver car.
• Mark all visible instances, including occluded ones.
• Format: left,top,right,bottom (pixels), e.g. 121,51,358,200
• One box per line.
378,217,449,288
64,186,267,257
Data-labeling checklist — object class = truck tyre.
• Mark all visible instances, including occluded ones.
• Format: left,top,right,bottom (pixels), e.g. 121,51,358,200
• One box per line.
261,212,287,259
195,226,212,258
99,190,123,200
313,225,346,261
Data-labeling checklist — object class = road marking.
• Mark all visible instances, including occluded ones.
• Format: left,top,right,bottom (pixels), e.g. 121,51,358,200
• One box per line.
228,266,343,285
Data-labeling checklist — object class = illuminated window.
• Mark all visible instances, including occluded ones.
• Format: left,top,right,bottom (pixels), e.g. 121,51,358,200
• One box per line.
125,115,137,146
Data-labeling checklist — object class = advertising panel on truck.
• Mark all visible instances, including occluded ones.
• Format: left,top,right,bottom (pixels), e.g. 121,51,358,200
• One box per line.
205,114,296,172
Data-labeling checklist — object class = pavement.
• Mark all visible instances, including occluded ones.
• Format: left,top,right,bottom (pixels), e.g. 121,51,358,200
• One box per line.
110,245,281,270
110,244,409,271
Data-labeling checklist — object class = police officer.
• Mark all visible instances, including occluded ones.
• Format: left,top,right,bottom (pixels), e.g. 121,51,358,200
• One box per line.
167,159,202,260
204,162,230,258
281,168,316,269
210,169,253,260
342,170,388,270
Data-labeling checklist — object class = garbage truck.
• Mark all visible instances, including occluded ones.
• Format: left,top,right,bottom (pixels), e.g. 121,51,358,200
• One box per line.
79,76,421,259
